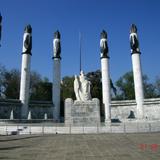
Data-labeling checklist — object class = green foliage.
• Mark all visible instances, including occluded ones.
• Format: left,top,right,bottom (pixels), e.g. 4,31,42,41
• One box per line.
0,63,159,103
0,65,53,100
155,76,160,97
86,70,102,101
29,72,52,101
61,76,75,100
30,81,52,101
2,69,20,99
143,75,157,98
115,71,158,100
115,71,135,100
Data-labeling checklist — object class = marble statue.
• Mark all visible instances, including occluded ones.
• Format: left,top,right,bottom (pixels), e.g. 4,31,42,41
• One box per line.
74,71,91,101
100,30,108,58
130,24,140,53
23,25,32,53
53,30,61,58
74,75,81,101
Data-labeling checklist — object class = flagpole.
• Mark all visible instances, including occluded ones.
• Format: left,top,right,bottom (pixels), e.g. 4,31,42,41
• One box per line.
79,32,82,73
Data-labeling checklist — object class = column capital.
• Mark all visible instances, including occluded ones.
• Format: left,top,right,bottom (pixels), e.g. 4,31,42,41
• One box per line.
22,52,32,55
131,51,141,55
100,54,110,59
52,56,61,60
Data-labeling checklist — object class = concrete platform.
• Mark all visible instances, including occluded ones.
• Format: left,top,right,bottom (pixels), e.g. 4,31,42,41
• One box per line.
0,133,160,160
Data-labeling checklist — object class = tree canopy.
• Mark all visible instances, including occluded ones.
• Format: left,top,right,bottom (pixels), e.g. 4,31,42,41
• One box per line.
0,64,159,101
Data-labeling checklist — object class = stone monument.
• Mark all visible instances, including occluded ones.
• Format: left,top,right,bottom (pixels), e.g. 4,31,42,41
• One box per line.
130,24,144,119
100,30,111,123
52,30,61,121
19,25,32,119
65,71,100,126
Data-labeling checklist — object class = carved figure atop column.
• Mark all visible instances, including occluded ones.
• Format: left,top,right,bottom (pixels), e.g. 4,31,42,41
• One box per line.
23,25,32,54
100,30,109,58
130,24,140,53
53,30,61,59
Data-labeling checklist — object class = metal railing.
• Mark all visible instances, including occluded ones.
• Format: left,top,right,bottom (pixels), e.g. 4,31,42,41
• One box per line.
0,119,160,135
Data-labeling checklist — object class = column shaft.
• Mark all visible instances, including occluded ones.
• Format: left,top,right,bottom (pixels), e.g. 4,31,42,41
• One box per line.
52,58,61,121
19,53,31,119
132,53,144,119
101,58,111,122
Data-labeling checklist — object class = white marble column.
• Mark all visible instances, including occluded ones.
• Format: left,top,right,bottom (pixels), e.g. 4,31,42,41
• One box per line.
20,53,31,118
130,24,144,119
100,30,111,123
19,25,32,119
132,53,144,119
52,58,61,121
101,57,111,122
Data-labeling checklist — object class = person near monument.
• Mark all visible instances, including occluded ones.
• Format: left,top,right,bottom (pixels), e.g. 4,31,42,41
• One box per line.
74,71,91,101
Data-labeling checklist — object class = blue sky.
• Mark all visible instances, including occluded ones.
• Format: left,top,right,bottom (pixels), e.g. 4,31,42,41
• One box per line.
0,0,160,83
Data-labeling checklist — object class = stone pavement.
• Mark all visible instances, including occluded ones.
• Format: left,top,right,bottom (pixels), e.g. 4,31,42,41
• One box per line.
0,133,160,160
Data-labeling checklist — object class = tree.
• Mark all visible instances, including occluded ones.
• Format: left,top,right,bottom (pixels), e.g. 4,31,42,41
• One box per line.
115,71,135,100
143,75,157,98
61,76,75,101
30,73,52,101
115,71,157,100
86,70,102,101
155,76,160,97
0,64,7,98
2,69,20,99
0,66,53,100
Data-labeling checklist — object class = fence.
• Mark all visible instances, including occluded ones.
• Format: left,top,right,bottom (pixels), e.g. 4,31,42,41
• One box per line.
0,119,160,135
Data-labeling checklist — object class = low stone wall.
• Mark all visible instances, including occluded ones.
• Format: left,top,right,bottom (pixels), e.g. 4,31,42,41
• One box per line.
29,101,53,119
0,99,21,119
0,98,160,120
111,98,160,120
0,99,53,119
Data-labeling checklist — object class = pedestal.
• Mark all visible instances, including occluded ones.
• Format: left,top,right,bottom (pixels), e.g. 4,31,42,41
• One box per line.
65,98,100,126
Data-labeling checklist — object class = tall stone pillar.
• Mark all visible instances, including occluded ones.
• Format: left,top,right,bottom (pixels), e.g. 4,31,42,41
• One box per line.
100,30,111,122
19,25,32,119
130,24,144,119
52,30,61,121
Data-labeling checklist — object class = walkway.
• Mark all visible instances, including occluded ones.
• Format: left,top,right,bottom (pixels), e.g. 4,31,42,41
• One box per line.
0,133,160,160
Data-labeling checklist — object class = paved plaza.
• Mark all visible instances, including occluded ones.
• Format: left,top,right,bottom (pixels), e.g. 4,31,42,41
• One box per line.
0,133,160,160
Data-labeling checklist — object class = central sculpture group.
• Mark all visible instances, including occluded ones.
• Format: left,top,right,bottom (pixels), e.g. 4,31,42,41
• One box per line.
74,71,91,101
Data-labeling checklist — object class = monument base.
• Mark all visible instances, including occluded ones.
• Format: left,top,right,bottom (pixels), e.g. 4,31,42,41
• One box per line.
65,98,100,126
